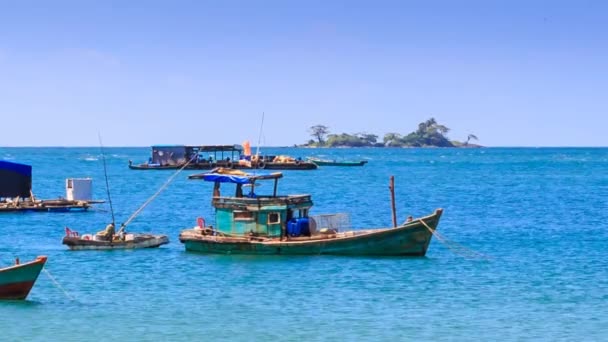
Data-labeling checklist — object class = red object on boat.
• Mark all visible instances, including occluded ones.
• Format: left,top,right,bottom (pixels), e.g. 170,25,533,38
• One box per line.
65,227,79,237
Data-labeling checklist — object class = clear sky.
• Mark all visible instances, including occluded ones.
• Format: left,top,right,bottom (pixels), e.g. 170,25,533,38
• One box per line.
1,0,606,147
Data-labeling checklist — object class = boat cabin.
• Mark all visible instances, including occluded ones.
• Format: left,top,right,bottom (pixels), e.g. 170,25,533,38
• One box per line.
199,169,313,238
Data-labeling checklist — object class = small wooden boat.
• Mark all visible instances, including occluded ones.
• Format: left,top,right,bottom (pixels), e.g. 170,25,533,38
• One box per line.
0,256,47,300
180,168,443,256
62,142,170,250
307,157,368,166
62,228,169,250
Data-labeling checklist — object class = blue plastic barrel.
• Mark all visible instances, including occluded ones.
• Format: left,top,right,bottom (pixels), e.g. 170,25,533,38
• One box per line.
297,217,310,236
287,218,300,236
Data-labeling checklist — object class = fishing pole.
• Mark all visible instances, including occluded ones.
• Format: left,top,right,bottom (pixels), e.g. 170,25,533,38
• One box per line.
255,112,265,159
98,133,115,225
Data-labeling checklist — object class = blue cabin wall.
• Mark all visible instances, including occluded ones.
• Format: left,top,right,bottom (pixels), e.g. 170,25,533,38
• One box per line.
215,208,285,237
212,197,313,237
259,211,283,237
216,209,256,235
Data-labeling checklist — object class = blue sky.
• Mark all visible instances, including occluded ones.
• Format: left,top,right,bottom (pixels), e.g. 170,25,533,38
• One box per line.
1,0,606,147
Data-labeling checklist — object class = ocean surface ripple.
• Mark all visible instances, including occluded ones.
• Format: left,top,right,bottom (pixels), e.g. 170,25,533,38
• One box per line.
1,147,606,341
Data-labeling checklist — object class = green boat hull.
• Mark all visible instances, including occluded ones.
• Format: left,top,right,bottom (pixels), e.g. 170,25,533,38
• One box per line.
308,159,368,166
0,256,47,300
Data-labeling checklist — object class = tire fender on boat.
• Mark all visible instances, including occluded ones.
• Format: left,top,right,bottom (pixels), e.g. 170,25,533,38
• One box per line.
258,161,266,169
226,161,234,169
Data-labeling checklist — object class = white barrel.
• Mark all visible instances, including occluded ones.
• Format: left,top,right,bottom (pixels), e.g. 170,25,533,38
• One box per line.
66,178,93,201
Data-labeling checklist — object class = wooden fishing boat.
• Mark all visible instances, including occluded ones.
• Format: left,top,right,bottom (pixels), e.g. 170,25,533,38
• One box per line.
307,157,368,167
0,256,47,300
179,168,443,256
62,228,169,250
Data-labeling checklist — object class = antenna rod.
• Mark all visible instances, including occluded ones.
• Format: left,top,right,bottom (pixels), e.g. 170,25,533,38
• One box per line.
389,176,397,227
98,133,115,225
255,112,265,158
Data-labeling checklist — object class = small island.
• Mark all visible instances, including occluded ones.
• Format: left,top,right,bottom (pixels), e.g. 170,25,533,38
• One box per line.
303,118,481,148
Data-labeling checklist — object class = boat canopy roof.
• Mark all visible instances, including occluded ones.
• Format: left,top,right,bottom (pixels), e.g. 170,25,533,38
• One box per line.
200,168,283,184
0,160,32,198
0,160,31,176
191,145,243,152
151,145,243,152
151,145,185,148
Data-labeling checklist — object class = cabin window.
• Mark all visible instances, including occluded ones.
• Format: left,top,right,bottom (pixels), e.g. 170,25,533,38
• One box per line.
234,211,254,221
299,209,308,218
67,180,73,188
268,212,281,224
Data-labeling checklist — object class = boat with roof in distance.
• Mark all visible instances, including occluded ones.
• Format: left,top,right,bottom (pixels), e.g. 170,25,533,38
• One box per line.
128,145,244,170
307,157,368,167
129,144,318,171
0,256,47,300
0,160,103,213
179,168,443,256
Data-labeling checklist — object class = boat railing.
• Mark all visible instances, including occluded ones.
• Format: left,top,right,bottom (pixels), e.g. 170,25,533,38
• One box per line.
309,213,351,233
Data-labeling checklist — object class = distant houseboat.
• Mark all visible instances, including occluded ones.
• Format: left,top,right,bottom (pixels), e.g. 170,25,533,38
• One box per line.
128,145,317,171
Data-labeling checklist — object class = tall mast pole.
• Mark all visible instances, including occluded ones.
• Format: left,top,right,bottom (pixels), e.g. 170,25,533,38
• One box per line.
99,133,115,225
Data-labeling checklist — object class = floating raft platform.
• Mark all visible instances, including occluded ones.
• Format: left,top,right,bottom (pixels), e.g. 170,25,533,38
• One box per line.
0,199,104,213
0,160,104,213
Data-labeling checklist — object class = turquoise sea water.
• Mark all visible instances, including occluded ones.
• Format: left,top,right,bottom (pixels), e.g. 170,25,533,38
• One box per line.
0,147,606,341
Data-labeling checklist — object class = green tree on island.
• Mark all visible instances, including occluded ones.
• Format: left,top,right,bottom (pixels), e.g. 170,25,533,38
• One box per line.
384,117,454,147
383,133,402,146
356,132,379,145
308,125,330,146
323,132,381,147
465,134,478,146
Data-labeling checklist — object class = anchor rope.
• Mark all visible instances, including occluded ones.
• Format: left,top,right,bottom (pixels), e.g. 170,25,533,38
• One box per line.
419,219,491,260
119,155,195,233
42,269,75,301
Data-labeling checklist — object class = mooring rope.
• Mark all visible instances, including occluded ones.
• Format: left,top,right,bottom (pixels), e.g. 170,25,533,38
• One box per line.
419,219,491,260
42,269,75,301
119,156,195,233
